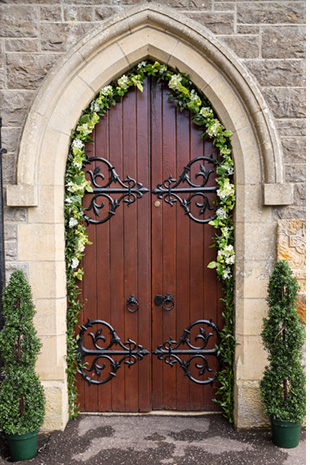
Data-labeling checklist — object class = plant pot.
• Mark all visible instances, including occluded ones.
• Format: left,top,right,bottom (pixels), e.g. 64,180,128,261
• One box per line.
6,431,38,461
271,418,302,448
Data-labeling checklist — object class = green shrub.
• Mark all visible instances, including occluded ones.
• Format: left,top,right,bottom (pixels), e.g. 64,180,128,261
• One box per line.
0,270,45,435
260,260,306,423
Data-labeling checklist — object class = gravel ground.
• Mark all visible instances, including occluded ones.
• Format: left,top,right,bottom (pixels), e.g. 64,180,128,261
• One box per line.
0,414,306,465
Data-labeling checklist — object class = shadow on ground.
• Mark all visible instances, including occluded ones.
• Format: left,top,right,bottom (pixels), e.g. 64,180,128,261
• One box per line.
0,414,306,465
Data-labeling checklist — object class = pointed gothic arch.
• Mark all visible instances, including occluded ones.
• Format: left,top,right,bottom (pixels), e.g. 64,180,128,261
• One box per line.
7,4,293,430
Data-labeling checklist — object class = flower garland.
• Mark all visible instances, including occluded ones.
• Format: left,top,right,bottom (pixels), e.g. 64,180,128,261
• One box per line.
64,60,236,422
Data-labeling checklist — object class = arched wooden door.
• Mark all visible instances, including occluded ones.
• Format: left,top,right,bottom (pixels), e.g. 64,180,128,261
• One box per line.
76,77,223,412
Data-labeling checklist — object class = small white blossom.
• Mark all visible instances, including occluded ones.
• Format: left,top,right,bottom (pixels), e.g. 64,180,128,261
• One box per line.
118,75,130,89
101,85,113,96
217,180,234,200
90,100,100,113
159,65,167,75
65,197,73,204
168,74,182,91
77,238,85,253
137,61,147,69
222,269,231,280
69,217,78,228
71,257,79,269
207,120,222,137
71,139,84,151
216,207,227,220
189,89,201,105
200,107,213,118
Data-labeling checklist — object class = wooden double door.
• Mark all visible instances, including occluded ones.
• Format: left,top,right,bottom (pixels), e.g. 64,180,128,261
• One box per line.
77,77,222,412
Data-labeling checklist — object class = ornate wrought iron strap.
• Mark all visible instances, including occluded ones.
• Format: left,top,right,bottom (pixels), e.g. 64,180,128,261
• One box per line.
78,319,150,385
152,156,217,223
83,157,149,224
152,319,221,385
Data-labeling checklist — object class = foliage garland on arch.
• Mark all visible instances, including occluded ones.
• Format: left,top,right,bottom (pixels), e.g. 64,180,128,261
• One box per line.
64,60,236,422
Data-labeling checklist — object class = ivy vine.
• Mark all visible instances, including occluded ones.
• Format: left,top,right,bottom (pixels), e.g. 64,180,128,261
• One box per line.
65,60,236,422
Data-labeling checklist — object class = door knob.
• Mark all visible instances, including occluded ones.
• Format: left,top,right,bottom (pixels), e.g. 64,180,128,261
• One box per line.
154,293,175,311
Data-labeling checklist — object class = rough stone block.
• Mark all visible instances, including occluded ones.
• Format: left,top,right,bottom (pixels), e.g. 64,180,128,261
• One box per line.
237,25,260,34
277,219,306,323
0,91,34,127
284,164,306,183
262,26,306,58
274,205,306,221
282,137,306,163
188,12,234,34
3,206,27,223
294,183,306,206
237,2,305,25
2,152,17,185
4,224,17,242
263,88,305,118
245,60,305,87
5,241,17,262
276,119,306,137
5,38,40,52
1,127,21,154
190,0,213,9
40,5,63,22
0,5,39,38
6,53,60,90
64,5,94,21
220,35,259,58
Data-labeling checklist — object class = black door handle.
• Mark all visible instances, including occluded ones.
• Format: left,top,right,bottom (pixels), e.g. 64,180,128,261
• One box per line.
154,293,175,311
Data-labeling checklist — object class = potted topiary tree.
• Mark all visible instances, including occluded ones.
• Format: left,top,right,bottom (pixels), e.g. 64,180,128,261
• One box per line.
260,259,306,448
0,270,45,461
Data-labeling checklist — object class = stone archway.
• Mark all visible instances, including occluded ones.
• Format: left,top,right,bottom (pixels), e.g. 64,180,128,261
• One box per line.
7,4,293,431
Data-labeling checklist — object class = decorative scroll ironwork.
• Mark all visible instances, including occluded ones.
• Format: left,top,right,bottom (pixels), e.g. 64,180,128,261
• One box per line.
78,319,149,385
127,294,139,313
152,156,217,223
83,157,149,224
152,319,221,384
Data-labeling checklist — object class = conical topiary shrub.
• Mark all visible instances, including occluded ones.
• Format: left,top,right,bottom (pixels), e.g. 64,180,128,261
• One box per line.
260,260,306,448
0,270,45,460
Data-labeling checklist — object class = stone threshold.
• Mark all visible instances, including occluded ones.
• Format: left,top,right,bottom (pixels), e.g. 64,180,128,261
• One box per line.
79,411,222,416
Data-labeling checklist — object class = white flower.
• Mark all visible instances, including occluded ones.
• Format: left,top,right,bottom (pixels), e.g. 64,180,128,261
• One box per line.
207,120,222,137
222,269,231,280
137,61,147,69
90,100,100,113
217,180,234,200
222,163,234,175
101,85,113,96
73,159,82,169
65,197,73,204
69,217,78,228
71,257,79,269
71,139,84,151
159,65,167,75
118,75,129,89
77,238,85,253
200,107,213,118
221,227,230,237
216,207,227,220
189,89,201,105
168,74,182,91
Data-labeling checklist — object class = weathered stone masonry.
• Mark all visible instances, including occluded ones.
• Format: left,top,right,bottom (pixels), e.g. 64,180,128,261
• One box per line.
0,1,306,430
